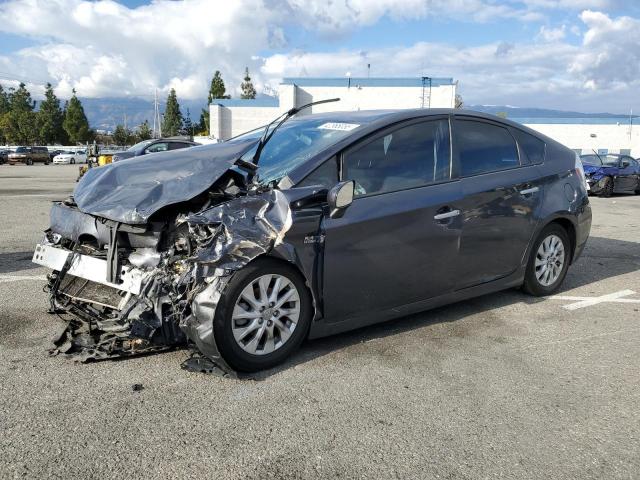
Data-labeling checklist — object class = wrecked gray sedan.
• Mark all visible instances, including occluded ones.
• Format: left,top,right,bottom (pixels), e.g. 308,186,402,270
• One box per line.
33,105,591,372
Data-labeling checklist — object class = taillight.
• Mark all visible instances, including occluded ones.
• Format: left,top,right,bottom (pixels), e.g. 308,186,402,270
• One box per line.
574,154,589,191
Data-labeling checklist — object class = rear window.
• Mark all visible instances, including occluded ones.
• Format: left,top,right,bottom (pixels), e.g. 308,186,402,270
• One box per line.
512,129,545,165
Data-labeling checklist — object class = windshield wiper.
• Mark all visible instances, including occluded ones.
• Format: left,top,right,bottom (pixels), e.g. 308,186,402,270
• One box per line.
250,97,340,167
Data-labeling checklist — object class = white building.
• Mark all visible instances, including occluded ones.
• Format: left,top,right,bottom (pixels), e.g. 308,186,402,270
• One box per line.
522,122,640,158
208,76,639,157
209,77,457,140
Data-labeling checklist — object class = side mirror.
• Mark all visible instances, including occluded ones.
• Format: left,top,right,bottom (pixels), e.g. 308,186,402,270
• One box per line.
622,161,630,168
327,180,354,218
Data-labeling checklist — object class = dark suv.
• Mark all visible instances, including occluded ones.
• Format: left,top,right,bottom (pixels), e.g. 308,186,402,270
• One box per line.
8,146,51,165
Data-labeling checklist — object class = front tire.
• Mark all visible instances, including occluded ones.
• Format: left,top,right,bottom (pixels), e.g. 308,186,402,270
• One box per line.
26,158,33,166
523,224,571,296
213,258,312,372
70,158,75,164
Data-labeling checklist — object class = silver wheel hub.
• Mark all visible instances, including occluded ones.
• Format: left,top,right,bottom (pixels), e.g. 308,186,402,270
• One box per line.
232,274,300,356
534,234,565,287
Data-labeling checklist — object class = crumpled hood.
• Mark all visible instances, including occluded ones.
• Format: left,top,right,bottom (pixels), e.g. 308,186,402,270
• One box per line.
73,138,258,224
583,164,616,176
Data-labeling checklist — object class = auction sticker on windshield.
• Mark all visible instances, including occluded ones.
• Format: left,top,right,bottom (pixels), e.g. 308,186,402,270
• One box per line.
318,122,360,131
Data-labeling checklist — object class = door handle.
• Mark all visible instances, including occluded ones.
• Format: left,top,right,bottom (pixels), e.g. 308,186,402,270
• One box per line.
434,209,461,220
519,187,539,195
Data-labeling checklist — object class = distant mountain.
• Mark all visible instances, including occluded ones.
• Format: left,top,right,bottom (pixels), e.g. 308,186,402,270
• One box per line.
78,97,210,132
467,105,638,119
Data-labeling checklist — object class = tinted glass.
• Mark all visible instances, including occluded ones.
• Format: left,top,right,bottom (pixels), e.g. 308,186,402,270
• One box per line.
146,142,169,153
343,119,450,197
169,142,191,150
456,120,519,176
512,129,545,164
298,157,339,188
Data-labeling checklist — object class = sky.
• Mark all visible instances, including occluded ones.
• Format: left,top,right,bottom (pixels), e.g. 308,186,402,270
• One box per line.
0,0,639,113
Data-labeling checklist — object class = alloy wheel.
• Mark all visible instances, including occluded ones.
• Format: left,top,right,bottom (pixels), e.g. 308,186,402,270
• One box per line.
534,234,565,287
231,274,301,356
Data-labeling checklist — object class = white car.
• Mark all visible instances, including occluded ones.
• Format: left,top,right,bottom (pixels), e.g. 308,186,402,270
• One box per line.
53,150,87,164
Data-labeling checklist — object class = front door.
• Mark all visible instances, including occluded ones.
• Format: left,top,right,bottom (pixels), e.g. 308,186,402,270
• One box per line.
320,117,463,322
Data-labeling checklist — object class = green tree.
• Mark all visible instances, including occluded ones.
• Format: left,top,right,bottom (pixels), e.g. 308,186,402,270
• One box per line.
198,108,210,135
161,88,183,137
240,67,257,99
3,83,38,145
183,108,194,136
113,124,132,146
208,71,230,103
136,120,152,141
37,83,66,144
0,85,10,144
63,90,91,143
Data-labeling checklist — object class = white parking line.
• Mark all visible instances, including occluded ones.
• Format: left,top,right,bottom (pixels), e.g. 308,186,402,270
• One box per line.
548,289,640,310
0,274,47,283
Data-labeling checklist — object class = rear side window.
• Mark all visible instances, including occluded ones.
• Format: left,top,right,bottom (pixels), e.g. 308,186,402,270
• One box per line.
169,142,192,150
512,129,545,165
343,119,450,197
455,120,519,176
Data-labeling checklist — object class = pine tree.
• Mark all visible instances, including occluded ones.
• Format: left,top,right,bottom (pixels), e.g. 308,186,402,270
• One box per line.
208,71,230,102
199,108,210,135
63,89,91,143
161,88,183,137
183,108,193,136
0,85,9,144
3,83,38,144
113,124,132,146
136,120,152,141
240,67,257,99
37,83,66,144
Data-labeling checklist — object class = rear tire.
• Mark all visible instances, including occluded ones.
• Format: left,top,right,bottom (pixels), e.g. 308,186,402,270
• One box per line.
523,224,571,296
26,158,33,166
600,176,614,197
213,258,312,372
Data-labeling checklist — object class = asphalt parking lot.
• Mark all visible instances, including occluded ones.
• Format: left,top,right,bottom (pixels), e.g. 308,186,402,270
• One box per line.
0,164,639,479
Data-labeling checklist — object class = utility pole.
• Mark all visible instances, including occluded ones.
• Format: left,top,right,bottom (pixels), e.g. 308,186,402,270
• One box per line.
153,88,162,138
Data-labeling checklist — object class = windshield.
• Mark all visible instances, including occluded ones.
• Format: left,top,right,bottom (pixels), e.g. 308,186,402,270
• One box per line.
581,154,619,167
127,140,153,152
15,147,28,153
238,118,361,185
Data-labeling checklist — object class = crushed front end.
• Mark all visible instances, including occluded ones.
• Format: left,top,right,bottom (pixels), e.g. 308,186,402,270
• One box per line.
34,188,293,373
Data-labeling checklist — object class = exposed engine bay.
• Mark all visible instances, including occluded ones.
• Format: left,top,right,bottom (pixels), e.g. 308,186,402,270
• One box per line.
32,135,305,374
35,178,293,374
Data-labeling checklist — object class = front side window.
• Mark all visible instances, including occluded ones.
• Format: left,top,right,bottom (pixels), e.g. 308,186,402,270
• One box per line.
342,119,450,197
145,142,169,153
297,157,339,188
456,120,520,176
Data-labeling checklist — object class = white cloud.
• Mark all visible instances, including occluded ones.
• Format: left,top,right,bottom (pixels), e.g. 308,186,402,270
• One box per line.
0,1,637,112
537,25,567,42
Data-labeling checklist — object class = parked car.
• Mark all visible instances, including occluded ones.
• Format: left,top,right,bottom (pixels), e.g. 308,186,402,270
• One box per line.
53,150,87,165
581,153,640,196
48,149,65,161
0,149,10,165
33,108,591,372
111,137,199,162
8,146,51,165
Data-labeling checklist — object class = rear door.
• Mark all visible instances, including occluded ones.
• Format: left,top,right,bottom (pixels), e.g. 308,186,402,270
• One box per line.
452,118,543,290
321,117,463,321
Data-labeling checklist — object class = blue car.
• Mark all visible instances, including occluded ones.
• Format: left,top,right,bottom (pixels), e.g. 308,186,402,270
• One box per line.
580,153,640,197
